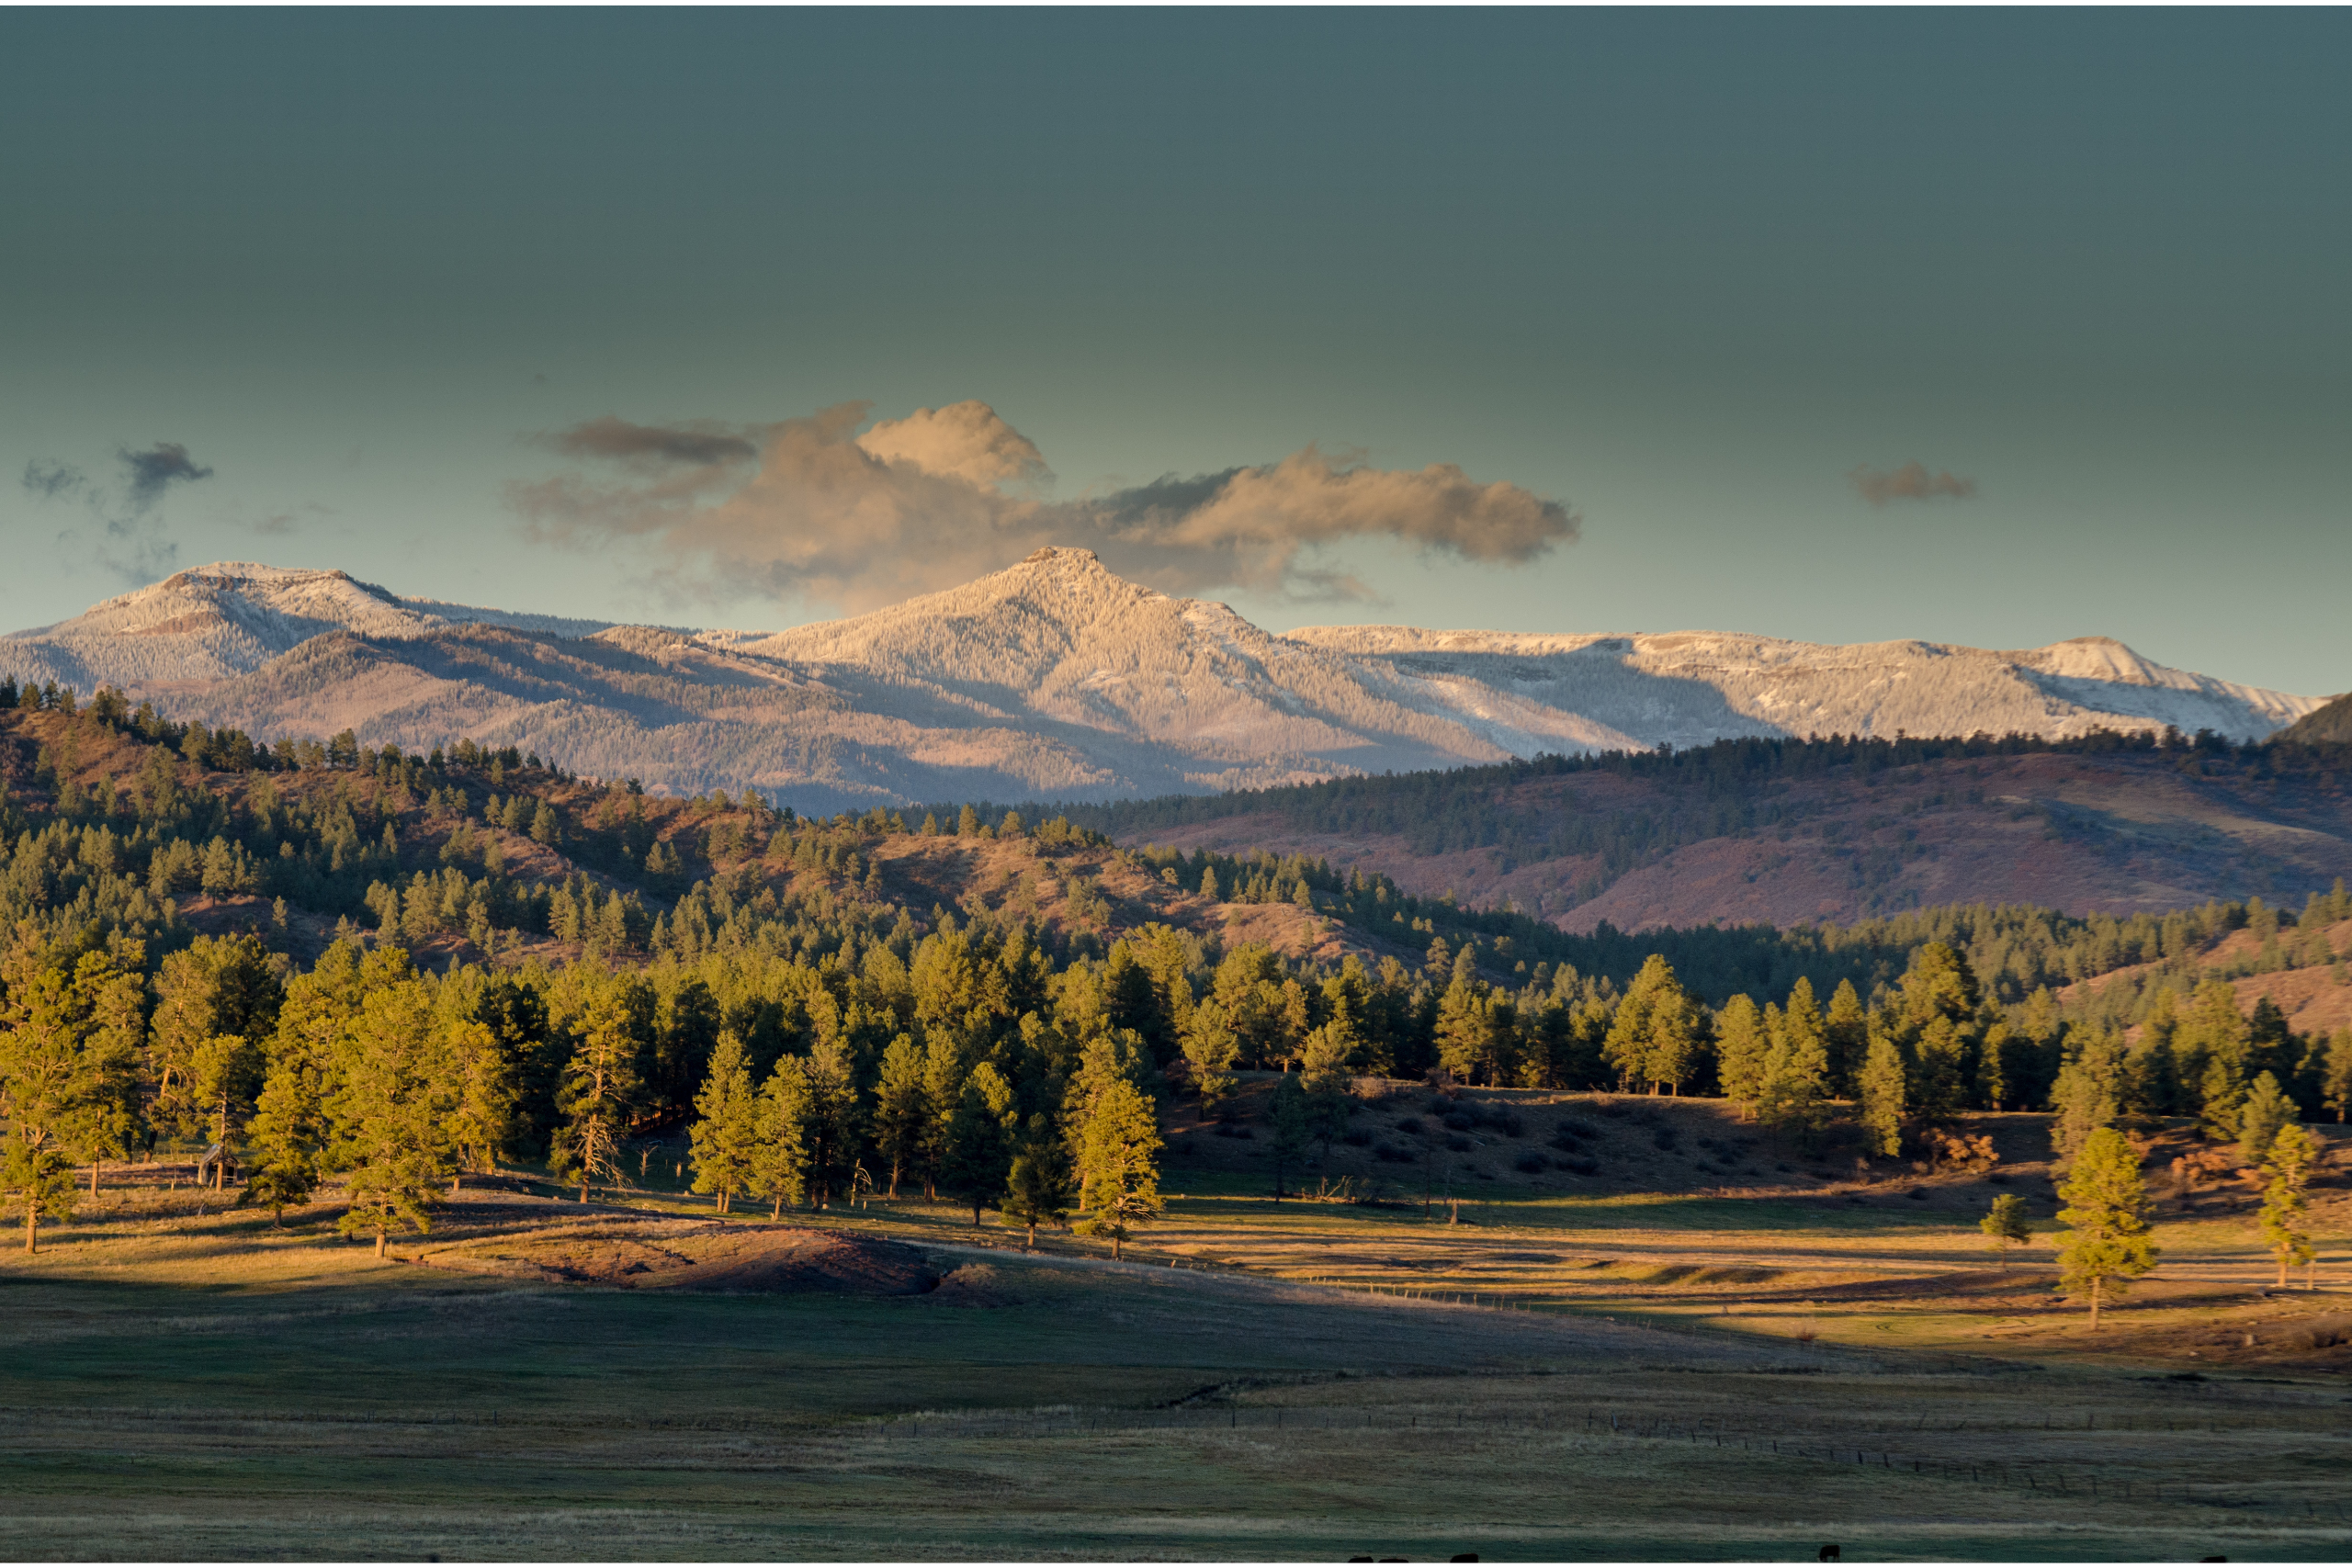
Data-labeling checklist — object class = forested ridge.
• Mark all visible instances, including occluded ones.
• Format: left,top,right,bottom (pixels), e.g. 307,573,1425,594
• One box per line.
2,675,2346,1254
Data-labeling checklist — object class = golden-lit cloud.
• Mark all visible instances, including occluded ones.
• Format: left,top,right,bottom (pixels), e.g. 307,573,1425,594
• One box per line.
1850,460,1976,505
514,400,1577,611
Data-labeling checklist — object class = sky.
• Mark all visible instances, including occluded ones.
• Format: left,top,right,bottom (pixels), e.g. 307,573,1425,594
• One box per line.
4,9,2347,694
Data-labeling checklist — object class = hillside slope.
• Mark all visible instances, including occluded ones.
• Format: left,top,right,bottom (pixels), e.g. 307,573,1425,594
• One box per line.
1088,738,2352,930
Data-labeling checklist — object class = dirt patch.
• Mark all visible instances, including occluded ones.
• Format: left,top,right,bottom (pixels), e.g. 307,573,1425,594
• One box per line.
923,1262,1023,1308
432,1220,939,1295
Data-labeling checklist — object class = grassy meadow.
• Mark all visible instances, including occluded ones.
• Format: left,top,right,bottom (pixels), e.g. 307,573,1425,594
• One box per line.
5,1096,2350,1562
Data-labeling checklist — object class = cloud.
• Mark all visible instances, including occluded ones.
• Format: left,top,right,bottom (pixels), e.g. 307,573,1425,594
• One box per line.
120,442,213,507
854,400,1051,491
22,460,86,502
1850,460,1976,505
254,502,332,537
19,442,214,585
514,400,1577,612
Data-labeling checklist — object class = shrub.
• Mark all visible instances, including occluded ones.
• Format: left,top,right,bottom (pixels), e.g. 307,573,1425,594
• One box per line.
1445,1134,1473,1153
1652,1129,1679,1151
1374,1144,1416,1164
1550,1131,1582,1153
1340,1128,1373,1146
1906,1186,1929,1200
1560,1156,1599,1176
1514,1152,1549,1174
1442,1111,1476,1132
1488,1110,1525,1138
1395,1116,1424,1135
1556,1117,1600,1140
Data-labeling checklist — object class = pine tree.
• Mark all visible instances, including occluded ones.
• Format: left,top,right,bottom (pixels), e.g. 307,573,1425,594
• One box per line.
1714,994,1770,1118
2234,1071,2296,1165
2055,1126,2158,1329
1858,1031,1906,1158
2322,1027,2352,1123
1824,978,1868,1098
2050,1028,2125,1165
688,1031,761,1213
1299,1010,1358,1158
549,994,641,1202
1074,1077,1161,1260
1980,1192,2031,1267
330,979,457,1257
1269,1071,1311,1201
1757,991,1830,1146
752,1056,813,1217
1000,1115,1073,1250
2257,1122,2316,1290
1179,998,1240,1121
870,1033,930,1198
941,1061,1015,1225
529,798,560,848
1,952,144,1252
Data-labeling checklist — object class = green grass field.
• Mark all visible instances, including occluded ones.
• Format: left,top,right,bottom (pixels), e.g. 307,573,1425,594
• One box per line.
3,1166,2349,1560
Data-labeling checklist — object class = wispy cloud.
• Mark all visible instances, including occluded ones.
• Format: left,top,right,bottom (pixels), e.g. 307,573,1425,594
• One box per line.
1850,460,1976,505
513,400,1578,612
19,442,217,585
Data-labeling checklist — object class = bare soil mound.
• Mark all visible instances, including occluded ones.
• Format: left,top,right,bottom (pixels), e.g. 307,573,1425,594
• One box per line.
924,1262,1023,1307
432,1220,939,1295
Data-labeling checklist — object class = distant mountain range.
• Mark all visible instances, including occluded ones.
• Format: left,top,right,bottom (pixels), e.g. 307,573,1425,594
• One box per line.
0,553,2325,811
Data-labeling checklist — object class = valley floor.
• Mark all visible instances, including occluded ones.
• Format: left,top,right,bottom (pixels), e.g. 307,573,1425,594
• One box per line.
3,1135,2347,1562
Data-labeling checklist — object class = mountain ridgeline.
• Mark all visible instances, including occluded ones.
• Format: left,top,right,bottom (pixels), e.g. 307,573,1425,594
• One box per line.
0,555,2321,816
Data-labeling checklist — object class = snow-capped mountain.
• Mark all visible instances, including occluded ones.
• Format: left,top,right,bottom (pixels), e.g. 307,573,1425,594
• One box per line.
0,549,2323,807
0,563,617,693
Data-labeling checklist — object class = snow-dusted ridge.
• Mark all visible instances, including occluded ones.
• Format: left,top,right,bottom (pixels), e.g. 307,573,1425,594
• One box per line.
0,549,2324,806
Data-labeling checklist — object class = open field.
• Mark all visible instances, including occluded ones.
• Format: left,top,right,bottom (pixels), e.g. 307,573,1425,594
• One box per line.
6,1099,2350,1562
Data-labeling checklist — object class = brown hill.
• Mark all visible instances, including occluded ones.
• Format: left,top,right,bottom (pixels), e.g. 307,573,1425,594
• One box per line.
1109,746,2352,931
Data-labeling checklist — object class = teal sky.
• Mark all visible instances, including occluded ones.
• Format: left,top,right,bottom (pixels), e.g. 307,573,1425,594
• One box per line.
4,9,2346,694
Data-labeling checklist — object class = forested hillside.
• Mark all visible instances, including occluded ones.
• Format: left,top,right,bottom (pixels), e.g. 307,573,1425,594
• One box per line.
2,674,2346,1257
1056,728,2352,929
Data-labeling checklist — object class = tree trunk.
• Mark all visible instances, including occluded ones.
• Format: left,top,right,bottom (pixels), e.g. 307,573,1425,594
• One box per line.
23,1201,37,1255
969,1201,981,1227
579,1181,589,1202
2279,1250,2289,1288
375,1228,387,1258
2089,1274,2102,1331
772,1195,783,1219
888,1160,900,1200
1026,1221,1036,1251
90,1160,100,1198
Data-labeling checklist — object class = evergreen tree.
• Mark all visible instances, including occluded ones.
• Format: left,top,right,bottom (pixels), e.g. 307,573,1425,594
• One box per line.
2054,1126,2158,1330
1268,1071,1312,1200
1299,1010,1358,1158
2257,1122,2316,1290
329,976,457,1257
2323,1028,2352,1124
1980,1191,2032,1266
1000,1114,1073,1249
1714,993,1770,1118
529,798,561,848
870,1033,930,1198
2050,1028,2125,1165
0,951,144,1252
752,1056,813,1216
1756,992,1830,1146
1179,998,1240,1120
1603,954,1701,1095
441,1015,517,1186
549,993,641,1202
940,1061,1015,1225
1824,978,1868,1097
1073,1077,1161,1260
688,1031,761,1213
1858,1031,1906,1157
2234,1071,2296,1165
